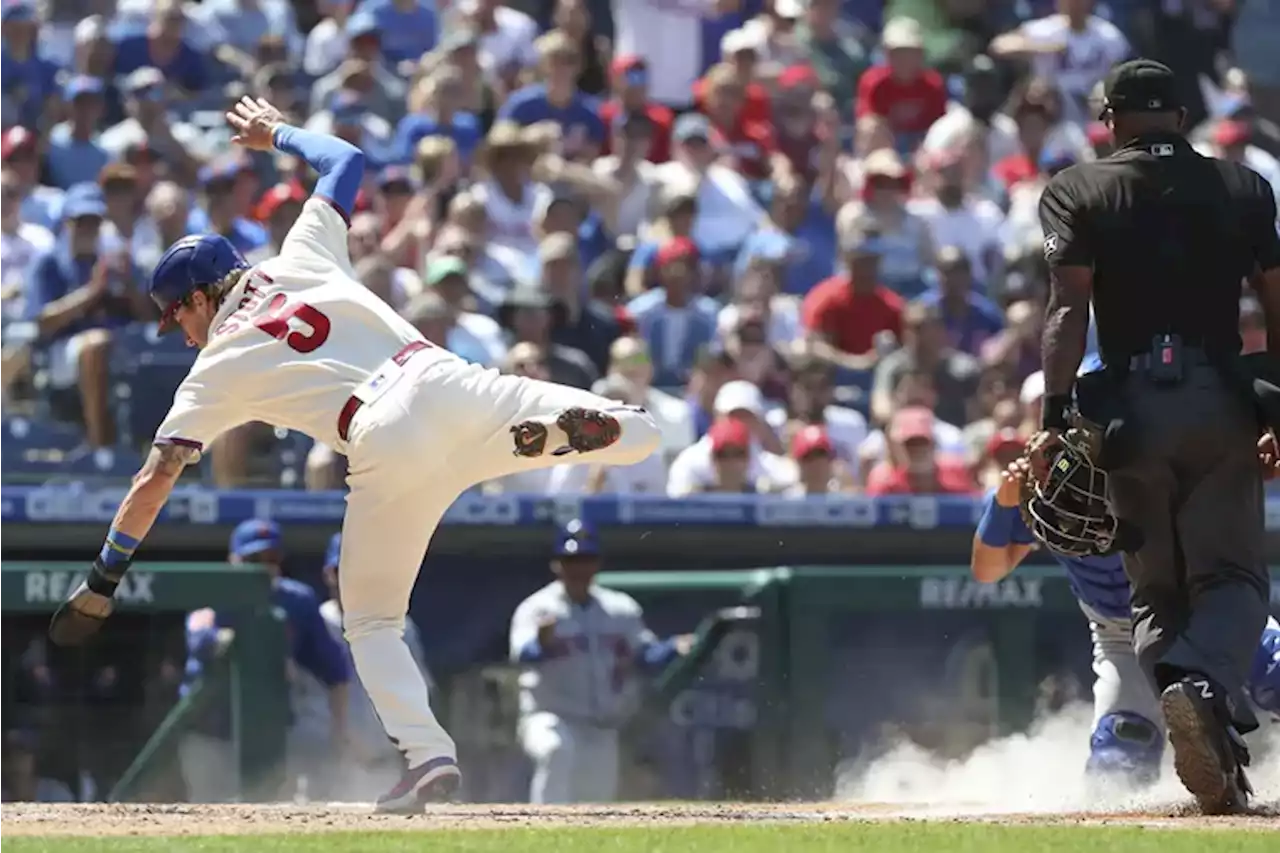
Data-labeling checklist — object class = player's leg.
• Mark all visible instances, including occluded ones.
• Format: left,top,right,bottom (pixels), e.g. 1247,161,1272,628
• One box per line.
519,711,576,804
338,461,466,811
471,371,661,482
1079,605,1163,787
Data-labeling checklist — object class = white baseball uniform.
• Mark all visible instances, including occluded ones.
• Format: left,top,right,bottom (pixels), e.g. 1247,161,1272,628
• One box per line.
154,198,662,772
509,581,659,804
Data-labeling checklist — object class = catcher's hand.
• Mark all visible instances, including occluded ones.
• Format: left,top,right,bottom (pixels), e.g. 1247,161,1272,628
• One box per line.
995,457,1031,508
48,559,123,646
226,96,285,151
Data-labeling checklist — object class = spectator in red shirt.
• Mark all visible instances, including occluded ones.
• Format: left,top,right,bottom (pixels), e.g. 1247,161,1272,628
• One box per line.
855,17,946,151
801,219,904,371
700,63,775,181
772,64,824,184
597,54,674,164
865,406,975,495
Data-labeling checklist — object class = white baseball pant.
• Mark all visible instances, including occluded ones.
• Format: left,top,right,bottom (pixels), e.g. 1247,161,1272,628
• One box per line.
338,353,661,771
519,711,620,804
1079,602,1163,730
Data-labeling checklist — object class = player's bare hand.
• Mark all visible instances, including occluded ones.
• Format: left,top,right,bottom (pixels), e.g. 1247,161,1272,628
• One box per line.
996,457,1031,508
1259,432,1280,480
536,615,559,650
673,634,696,656
226,96,285,151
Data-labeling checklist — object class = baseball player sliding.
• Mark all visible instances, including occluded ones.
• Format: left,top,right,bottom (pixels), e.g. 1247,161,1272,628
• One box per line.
973,459,1280,787
44,97,662,813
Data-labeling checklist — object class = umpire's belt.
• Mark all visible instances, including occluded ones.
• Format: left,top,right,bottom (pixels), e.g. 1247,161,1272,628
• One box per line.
1127,347,1213,371
336,341,431,442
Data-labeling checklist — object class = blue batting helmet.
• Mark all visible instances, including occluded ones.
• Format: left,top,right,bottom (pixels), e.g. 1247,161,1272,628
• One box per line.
1085,712,1162,787
553,518,599,558
149,234,248,333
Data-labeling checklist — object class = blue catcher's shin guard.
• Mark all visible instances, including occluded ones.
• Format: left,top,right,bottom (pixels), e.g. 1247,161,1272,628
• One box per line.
1246,617,1280,716
1085,712,1163,788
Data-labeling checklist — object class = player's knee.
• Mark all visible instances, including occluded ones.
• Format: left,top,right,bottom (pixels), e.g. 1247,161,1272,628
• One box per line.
1085,712,1163,785
342,612,404,643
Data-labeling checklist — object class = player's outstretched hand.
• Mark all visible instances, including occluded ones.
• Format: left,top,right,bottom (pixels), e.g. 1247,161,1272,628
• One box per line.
1259,432,1280,481
226,96,285,151
996,457,1030,508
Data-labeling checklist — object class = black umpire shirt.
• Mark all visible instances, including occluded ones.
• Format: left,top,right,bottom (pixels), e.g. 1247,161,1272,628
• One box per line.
1038,132,1280,364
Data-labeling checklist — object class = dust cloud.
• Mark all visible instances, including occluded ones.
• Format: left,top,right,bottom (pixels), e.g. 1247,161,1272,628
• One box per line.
834,703,1280,815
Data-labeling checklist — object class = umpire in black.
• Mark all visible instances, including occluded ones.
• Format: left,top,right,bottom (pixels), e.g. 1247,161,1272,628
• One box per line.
1034,59,1280,814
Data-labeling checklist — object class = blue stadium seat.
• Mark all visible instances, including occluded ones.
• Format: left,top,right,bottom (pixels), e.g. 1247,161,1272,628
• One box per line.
109,323,197,447
2,417,142,483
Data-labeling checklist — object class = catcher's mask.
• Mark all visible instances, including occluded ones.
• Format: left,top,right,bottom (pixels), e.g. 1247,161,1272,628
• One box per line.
1021,427,1122,558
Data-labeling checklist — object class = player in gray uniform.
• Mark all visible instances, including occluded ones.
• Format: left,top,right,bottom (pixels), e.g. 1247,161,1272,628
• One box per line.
509,519,692,803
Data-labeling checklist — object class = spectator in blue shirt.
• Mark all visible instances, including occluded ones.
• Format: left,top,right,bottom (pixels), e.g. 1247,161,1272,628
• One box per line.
355,0,438,69
917,246,1005,357
113,0,211,95
626,237,719,387
26,184,150,448
1,1,60,130
45,76,109,189
192,0,303,66
394,64,483,166
498,30,604,162
186,157,269,258
750,181,838,296
1,126,62,230
179,520,351,803
310,14,407,124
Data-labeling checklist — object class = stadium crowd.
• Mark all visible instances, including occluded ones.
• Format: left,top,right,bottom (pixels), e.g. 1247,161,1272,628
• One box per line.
3,0,1279,498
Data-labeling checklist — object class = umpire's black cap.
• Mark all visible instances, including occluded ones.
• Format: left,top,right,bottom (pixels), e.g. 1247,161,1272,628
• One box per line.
1099,59,1181,118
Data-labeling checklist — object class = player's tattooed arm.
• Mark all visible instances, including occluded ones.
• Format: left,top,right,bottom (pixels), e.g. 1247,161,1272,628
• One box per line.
105,443,197,547
1042,266,1092,399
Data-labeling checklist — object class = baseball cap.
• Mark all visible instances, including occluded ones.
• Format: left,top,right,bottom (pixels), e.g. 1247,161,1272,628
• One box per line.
986,427,1026,459
777,64,819,91
554,518,599,558
425,255,469,287
1099,59,1180,117
792,424,834,459
328,89,367,125
61,182,107,220
149,234,249,333
229,519,283,559
709,417,752,453
63,75,105,101
882,16,924,50
324,532,342,570
1,126,36,161
611,53,648,89
673,113,712,143
890,406,935,443
1213,119,1251,148
254,181,306,221
376,164,418,192
720,29,757,57
1,1,36,23
656,236,698,268
714,380,765,418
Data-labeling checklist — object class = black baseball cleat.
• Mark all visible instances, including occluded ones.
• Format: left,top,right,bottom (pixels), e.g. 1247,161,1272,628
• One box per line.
1160,677,1253,815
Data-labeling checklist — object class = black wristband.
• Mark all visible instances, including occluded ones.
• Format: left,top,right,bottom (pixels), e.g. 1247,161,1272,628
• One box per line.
1042,394,1072,430
88,558,124,597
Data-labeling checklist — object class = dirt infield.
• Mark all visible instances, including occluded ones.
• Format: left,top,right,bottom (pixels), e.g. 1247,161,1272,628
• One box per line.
3,801,1277,837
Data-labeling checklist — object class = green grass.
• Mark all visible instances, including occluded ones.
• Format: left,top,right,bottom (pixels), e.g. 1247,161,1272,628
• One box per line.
5,824,1277,853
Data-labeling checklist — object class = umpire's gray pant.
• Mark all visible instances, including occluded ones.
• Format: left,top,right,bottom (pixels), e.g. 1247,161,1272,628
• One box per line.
1105,363,1271,733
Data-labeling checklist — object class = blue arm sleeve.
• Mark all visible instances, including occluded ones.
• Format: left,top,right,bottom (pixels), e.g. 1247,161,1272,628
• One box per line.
271,124,365,221
977,490,1035,547
638,638,680,671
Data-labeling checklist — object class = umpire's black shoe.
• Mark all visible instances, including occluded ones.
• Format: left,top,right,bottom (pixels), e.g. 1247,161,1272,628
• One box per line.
1160,677,1253,814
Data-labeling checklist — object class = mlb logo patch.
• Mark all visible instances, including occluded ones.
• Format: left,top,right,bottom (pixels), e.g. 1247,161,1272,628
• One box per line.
1043,232,1059,258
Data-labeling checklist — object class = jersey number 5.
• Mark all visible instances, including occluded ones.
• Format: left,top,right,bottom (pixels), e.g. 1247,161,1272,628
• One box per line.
254,293,331,353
